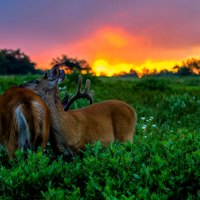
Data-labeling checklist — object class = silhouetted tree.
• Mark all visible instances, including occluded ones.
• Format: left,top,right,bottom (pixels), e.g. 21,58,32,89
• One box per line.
156,69,175,77
173,65,193,76
142,67,150,76
113,68,138,78
173,58,200,76
0,49,41,75
185,58,200,74
129,68,138,77
51,55,92,74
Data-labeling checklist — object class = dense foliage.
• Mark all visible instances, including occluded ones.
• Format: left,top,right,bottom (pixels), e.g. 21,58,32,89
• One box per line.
0,75,200,199
0,49,43,75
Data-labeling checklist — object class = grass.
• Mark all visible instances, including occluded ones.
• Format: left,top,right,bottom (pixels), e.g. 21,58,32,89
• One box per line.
0,75,200,199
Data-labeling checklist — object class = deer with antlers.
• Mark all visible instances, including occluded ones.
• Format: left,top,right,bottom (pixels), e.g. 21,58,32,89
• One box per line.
23,65,137,157
0,87,50,158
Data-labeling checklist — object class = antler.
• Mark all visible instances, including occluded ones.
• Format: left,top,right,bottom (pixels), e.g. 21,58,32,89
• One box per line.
62,75,94,111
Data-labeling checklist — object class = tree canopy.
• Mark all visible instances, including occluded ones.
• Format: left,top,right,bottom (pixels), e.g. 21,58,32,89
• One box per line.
51,55,93,74
0,49,42,75
173,58,200,76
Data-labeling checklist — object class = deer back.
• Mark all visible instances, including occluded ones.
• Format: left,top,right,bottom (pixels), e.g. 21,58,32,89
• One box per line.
0,87,50,157
53,99,137,152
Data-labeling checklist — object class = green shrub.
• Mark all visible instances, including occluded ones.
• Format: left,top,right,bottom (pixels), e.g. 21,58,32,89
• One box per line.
133,78,172,91
0,75,200,199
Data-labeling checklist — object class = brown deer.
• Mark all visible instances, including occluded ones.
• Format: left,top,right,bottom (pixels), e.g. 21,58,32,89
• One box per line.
20,71,94,111
0,86,50,158
23,65,137,157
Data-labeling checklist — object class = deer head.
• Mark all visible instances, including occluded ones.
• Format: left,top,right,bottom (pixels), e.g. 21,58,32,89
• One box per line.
21,64,94,110
20,64,65,98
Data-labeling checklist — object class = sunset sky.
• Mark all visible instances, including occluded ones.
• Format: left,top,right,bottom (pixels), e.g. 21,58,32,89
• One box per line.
1,0,200,76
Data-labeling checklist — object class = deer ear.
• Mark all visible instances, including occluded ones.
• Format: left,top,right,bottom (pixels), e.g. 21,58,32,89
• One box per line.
49,64,60,79
58,70,65,83
44,72,48,79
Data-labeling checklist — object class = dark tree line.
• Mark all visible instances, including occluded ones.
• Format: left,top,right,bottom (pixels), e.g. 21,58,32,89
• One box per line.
116,58,200,78
151,59,200,77
0,49,92,75
173,58,200,76
1,48,200,77
0,49,43,75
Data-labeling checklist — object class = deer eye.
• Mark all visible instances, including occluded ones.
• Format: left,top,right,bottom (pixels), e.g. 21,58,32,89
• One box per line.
34,80,40,85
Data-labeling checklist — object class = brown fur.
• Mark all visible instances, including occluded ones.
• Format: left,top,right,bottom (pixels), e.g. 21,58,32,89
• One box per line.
0,87,50,158
51,99,137,154
23,67,137,156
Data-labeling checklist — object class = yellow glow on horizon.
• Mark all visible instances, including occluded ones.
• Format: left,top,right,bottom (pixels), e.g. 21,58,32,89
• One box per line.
92,59,183,76
93,59,134,76
142,60,182,71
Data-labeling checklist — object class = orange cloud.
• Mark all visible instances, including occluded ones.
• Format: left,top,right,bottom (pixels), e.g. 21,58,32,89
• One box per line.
31,26,200,76
65,26,151,65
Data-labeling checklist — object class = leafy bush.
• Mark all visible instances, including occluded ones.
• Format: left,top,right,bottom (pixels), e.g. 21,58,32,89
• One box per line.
0,130,199,199
167,93,200,115
133,78,172,91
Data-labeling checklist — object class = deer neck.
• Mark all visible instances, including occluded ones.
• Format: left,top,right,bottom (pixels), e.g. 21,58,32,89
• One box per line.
43,86,69,134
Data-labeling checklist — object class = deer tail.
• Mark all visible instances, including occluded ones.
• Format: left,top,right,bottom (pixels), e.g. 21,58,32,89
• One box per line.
15,105,31,150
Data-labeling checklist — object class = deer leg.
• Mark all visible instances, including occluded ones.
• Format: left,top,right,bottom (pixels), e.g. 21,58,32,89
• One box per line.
49,129,74,161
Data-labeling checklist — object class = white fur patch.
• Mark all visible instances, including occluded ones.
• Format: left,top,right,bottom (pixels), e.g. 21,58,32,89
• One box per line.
15,105,30,149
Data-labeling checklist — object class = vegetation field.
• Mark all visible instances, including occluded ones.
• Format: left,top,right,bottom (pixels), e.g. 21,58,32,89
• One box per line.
0,75,200,199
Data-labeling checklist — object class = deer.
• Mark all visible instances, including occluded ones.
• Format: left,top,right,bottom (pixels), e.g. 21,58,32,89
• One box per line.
23,65,137,157
0,86,50,158
20,72,94,111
